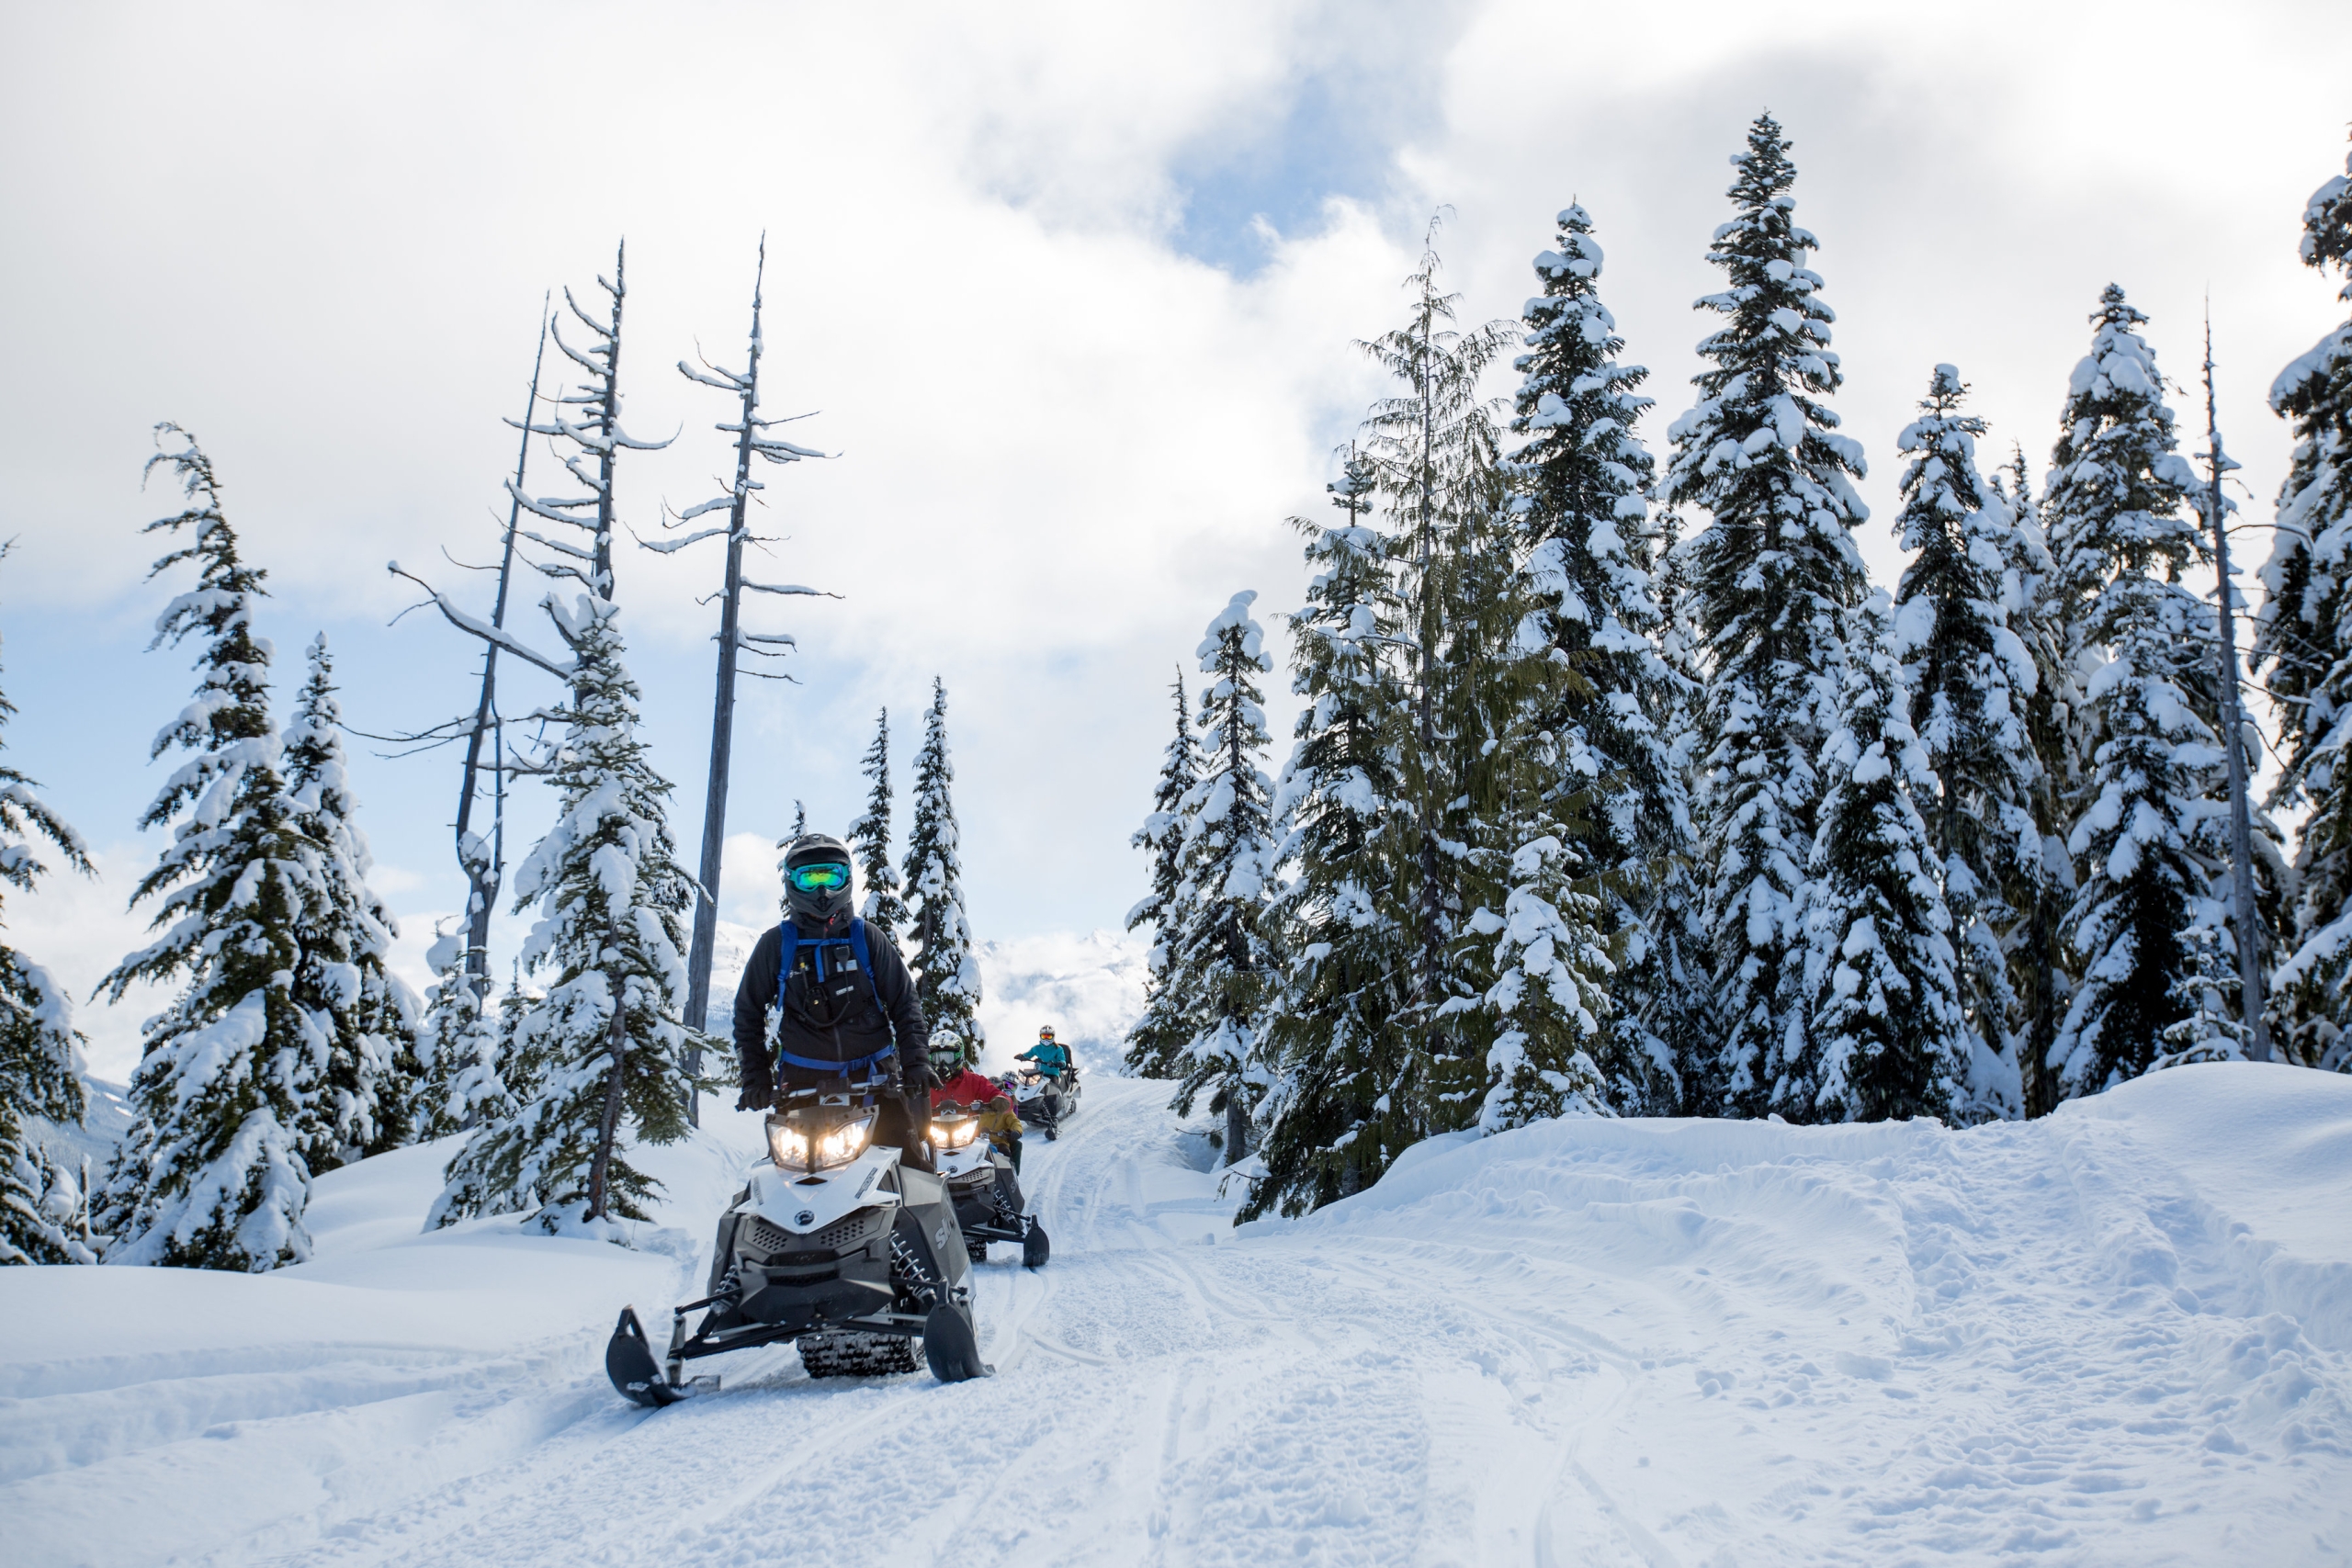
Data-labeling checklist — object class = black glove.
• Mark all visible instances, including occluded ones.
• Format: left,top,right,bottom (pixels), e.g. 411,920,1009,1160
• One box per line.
736,1079,774,1113
906,1059,941,1093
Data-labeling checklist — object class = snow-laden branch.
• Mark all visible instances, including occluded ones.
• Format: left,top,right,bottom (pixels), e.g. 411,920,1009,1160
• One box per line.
638,524,730,554
386,562,575,679
743,580,837,598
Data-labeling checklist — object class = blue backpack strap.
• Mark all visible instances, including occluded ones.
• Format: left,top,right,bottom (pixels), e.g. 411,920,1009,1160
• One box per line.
777,920,799,980
770,918,895,1077
847,918,874,982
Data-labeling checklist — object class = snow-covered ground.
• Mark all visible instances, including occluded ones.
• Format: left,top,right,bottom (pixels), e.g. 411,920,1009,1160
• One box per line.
4,1062,2347,1565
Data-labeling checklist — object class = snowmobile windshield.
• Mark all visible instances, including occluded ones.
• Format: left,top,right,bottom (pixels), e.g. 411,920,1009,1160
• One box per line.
767,1105,875,1172
930,1110,979,1150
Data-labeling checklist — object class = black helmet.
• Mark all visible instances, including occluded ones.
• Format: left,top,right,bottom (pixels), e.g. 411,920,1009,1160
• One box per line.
782,833,856,932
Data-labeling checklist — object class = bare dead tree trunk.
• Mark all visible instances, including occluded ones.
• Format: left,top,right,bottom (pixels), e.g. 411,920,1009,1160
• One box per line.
683,247,768,1107
2202,317,2273,1063
454,300,549,990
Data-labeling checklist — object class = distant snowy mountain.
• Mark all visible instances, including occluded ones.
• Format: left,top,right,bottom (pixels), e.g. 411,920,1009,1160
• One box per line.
704,922,1148,1076
25,1074,135,1174
971,929,1148,1076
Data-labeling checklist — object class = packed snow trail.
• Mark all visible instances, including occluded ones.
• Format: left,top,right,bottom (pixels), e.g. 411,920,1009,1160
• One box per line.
3,1064,2348,1566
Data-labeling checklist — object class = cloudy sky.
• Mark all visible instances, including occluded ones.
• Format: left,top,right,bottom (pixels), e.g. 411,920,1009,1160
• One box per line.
3,0,2346,1078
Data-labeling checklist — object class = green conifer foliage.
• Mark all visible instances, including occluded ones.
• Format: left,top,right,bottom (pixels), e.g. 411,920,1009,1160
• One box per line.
431,596,693,1237
1167,593,1278,1165
1665,114,1871,1115
281,635,421,1166
1248,463,1418,1215
1784,593,1966,1122
1888,367,2041,1120
1125,670,1200,1080
848,708,910,941
2042,288,2226,1096
97,428,320,1270
903,679,982,1066
2260,136,2352,1071
0,614,95,1265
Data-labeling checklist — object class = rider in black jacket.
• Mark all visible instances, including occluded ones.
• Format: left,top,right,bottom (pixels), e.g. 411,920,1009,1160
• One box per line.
734,833,937,1168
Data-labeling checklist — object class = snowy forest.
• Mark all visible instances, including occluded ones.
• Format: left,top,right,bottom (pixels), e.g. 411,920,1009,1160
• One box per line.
0,252,987,1269
1122,114,2352,1218
1,107,2347,1273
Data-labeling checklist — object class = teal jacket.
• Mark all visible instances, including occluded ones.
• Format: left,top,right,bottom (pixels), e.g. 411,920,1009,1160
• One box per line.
1018,1041,1071,1078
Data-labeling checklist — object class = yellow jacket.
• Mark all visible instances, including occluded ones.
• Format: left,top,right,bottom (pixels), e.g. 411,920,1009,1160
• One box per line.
977,1105,1024,1142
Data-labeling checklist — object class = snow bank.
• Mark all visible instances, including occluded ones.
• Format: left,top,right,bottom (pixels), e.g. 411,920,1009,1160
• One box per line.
3,1064,2345,1566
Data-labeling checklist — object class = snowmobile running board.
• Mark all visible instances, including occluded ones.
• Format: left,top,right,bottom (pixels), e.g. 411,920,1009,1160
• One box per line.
606,1303,989,1407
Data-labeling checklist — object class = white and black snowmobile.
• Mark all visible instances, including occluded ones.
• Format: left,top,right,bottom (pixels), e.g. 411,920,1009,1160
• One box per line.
605,1079,989,1407
1012,1066,1080,1140
931,1106,1049,1268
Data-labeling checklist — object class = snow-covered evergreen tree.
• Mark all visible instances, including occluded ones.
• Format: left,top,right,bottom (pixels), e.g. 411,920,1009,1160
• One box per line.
0,617,96,1265
1358,229,1520,1037
414,928,496,1141
903,679,982,1066
1249,465,1418,1215
1888,367,2040,1120
847,708,909,942
1125,670,1200,1080
1467,829,1614,1132
97,428,320,1271
2259,135,2352,1072
1502,202,1685,1116
430,594,693,1236
1665,113,1871,1115
281,635,420,1167
1166,592,1278,1165
2041,288,2223,1099
1620,513,1716,1112
1989,447,2076,1117
1784,592,1967,1122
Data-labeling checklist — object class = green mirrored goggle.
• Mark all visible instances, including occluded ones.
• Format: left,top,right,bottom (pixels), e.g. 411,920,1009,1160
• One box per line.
787,863,852,892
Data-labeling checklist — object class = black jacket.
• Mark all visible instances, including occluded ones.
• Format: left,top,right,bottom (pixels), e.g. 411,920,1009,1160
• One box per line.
732,919,930,1093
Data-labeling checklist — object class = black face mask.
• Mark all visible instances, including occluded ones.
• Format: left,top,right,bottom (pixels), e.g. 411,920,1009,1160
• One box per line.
786,942,869,1028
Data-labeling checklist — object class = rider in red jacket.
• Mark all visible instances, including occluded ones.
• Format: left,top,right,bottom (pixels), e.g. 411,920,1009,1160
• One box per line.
931,1044,1003,1111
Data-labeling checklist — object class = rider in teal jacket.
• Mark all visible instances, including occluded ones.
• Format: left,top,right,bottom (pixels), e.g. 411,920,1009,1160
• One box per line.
1017,1026,1072,1078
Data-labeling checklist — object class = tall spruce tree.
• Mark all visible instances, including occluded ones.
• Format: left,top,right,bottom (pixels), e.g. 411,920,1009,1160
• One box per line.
1989,447,2075,1117
1125,670,1201,1080
1248,463,1418,1215
903,679,982,1066
848,708,909,941
1166,592,1279,1164
96,429,320,1270
1785,592,1967,1122
1665,113,1871,1115
1888,367,2041,1121
430,595,694,1236
2042,287,2227,1098
0,609,96,1265
1625,514,1717,1112
1502,202,1684,1116
281,635,421,1166
2259,135,2352,1071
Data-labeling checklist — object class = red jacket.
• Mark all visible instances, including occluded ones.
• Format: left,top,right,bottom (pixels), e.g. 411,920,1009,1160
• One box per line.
935,1069,1004,1111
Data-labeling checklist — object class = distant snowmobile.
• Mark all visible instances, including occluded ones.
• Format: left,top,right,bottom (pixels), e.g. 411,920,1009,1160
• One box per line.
1012,1066,1080,1140
605,1078,989,1406
932,1105,1049,1268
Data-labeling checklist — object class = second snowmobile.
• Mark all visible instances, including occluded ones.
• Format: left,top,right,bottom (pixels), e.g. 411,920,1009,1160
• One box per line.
605,1078,989,1407
931,1106,1049,1267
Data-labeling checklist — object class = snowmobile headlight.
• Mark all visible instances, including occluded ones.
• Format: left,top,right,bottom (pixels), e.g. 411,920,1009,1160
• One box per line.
768,1111,875,1172
930,1114,979,1150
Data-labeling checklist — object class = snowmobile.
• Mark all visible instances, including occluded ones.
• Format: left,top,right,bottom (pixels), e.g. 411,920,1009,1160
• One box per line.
605,1078,989,1407
931,1105,1049,1268
1011,1065,1080,1140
